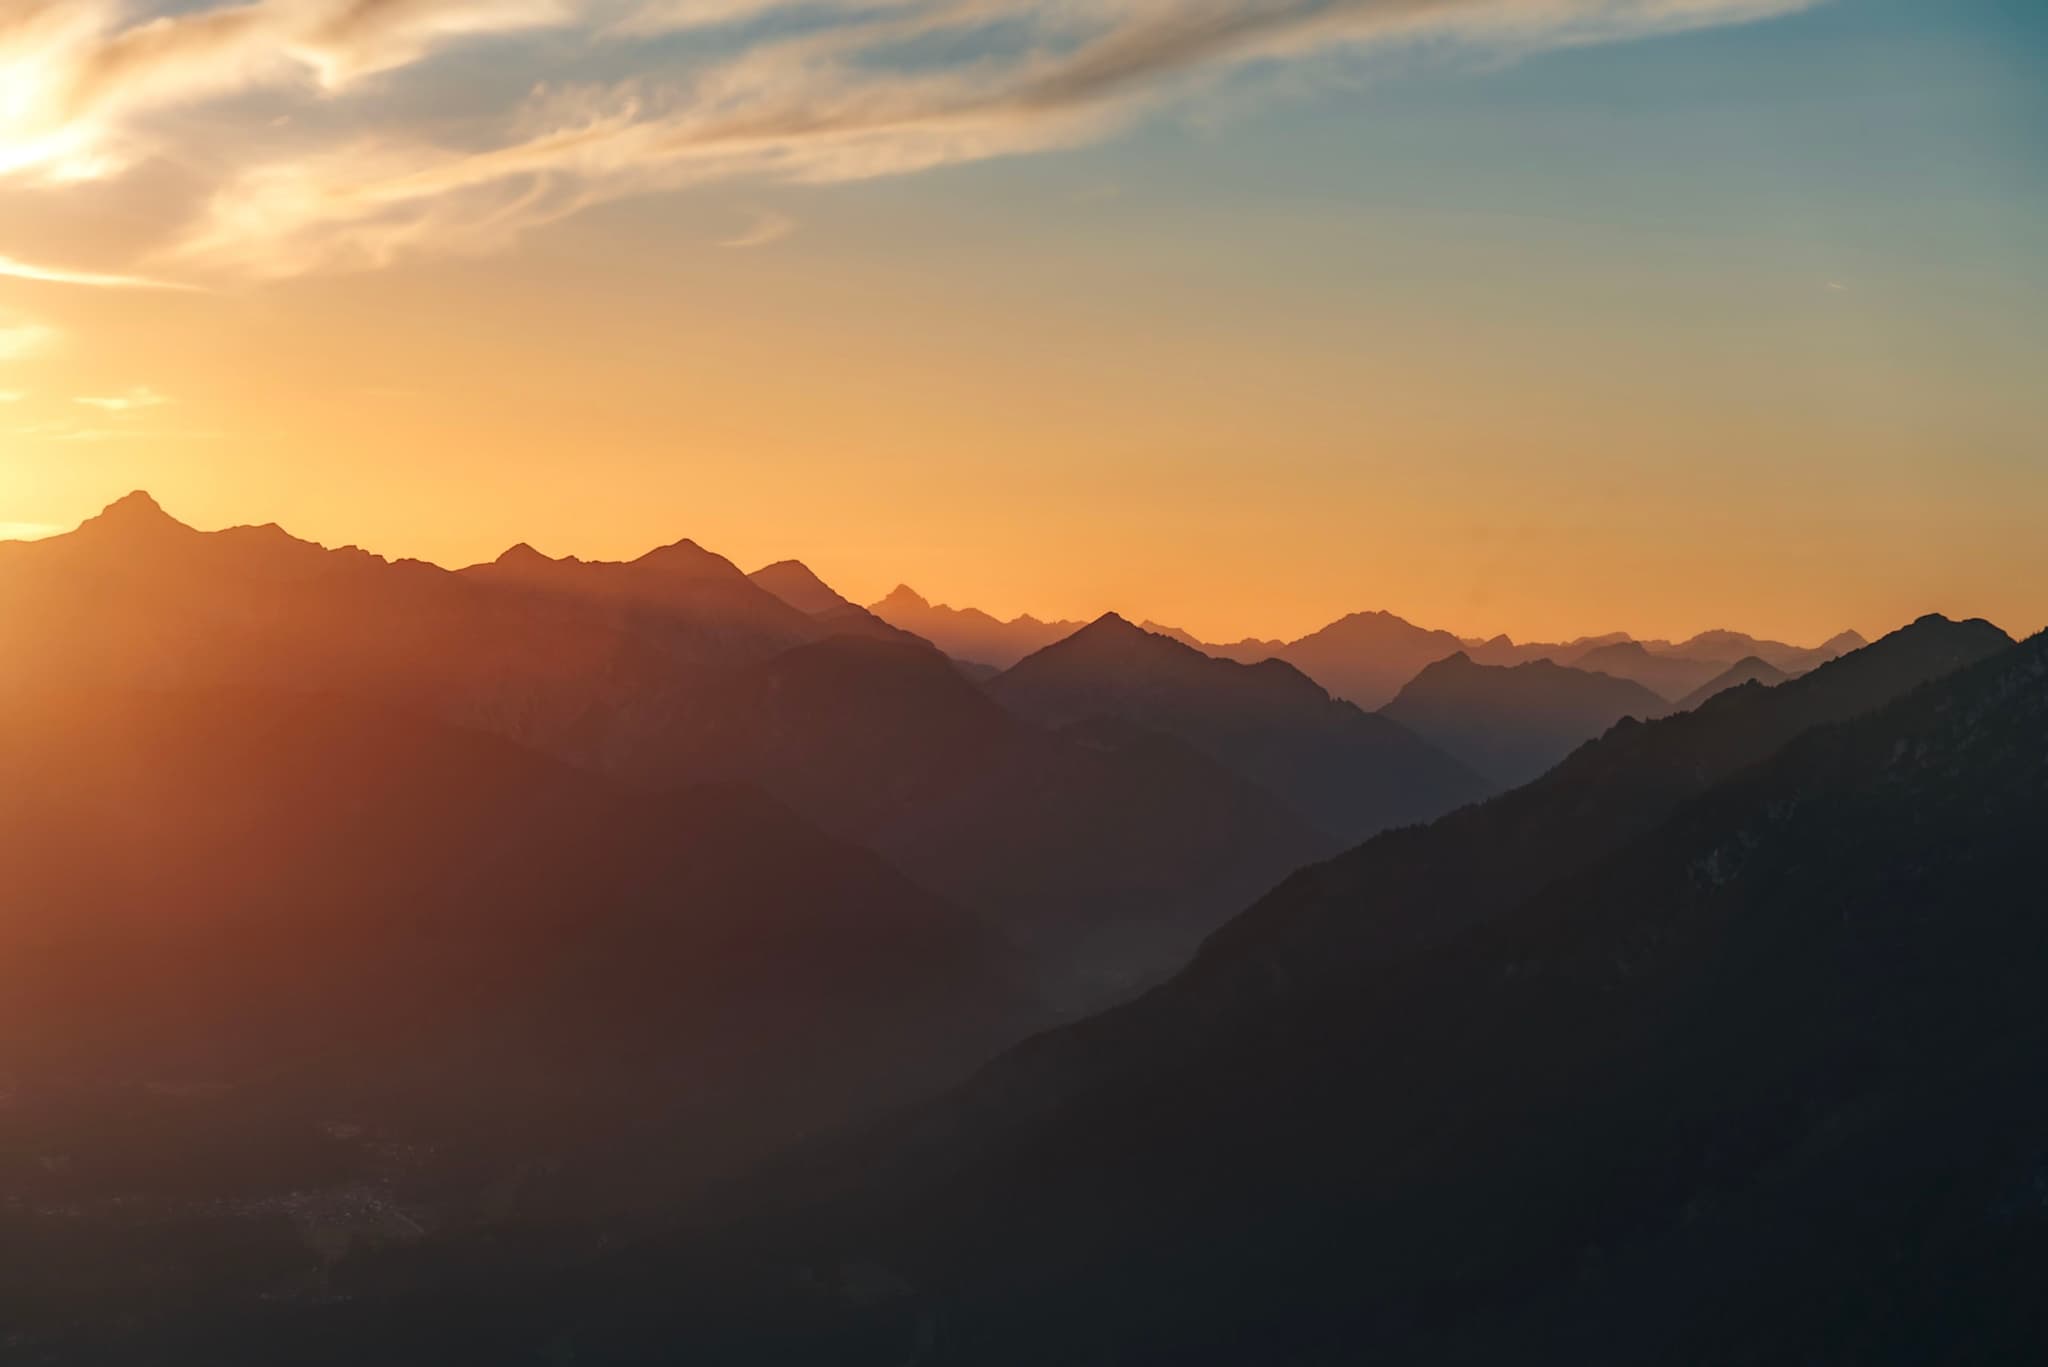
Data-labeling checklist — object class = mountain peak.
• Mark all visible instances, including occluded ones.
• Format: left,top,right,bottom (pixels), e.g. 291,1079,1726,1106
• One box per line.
99,489,169,521
495,542,554,568
108,489,164,515
750,560,852,617
78,489,186,539
878,584,930,611
633,537,745,581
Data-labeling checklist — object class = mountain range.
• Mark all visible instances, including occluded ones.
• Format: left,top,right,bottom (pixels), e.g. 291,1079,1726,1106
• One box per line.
3,495,2031,1366
187,613,2039,1366
748,560,934,650
987,614,1487,842
866,585,1081,669
1141,609,1861,710
0,495,1327,1012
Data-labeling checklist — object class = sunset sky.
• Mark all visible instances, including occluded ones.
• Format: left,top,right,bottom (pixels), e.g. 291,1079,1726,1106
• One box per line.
1,0,2042,644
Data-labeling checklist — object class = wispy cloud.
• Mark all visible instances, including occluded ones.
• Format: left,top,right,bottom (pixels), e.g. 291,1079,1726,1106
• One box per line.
0,253,196,290
0,389,25,403
74,384,170,412
0,0,1827,280
718,209,796,249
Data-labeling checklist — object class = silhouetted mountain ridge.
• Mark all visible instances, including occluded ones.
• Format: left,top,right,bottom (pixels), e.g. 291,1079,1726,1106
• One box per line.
157,616,2041,1365
748,560,934,650
989,613,1488,841
1380,650,1670,787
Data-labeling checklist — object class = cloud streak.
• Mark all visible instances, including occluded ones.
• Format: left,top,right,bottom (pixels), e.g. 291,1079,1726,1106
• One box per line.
719,208,796,249
0,0,1826,279
74,384,170,411
0,253,196,289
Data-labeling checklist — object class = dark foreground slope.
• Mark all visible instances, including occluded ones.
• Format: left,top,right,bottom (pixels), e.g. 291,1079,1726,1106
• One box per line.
0,691,1035,1347
149,615,2038,1364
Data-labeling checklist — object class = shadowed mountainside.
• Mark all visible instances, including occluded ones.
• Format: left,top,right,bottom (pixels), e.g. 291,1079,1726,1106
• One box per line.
988,614,1487,842
0,688,1036,1336
1380,650,1671,788
165,614,2036,1365
747,560,934,651
664,633,1333,1009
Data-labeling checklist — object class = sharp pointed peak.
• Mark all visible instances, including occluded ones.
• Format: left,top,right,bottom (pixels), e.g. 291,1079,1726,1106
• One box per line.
878,584,930,609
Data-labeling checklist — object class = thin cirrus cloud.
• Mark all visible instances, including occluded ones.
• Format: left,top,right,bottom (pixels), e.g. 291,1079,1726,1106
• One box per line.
718,209,796,249
74,384,170,411
0,0,1826,281
0,253,197,290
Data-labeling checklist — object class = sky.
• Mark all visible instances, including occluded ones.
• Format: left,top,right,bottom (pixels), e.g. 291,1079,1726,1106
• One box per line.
1,0,2043,645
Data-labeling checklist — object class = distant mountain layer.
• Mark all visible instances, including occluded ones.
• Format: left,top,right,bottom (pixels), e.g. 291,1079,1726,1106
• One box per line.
1147,610,1862,710
1572,639,1726,701
748,559,933,649
867,585,1081,668
989,614,1489,842
1675,654,1792,711
1380,651,1670,788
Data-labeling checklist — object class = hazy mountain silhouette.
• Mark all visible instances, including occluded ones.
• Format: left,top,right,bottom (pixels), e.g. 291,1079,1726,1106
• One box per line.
663,633,1334,1009
1277,611,1468,708
866,585,1080,669
1674,654,1791,711
1457,629,1629,666
1138,619,1287,665
1143,610,1471,707
1461,627,1861,676
988,614,1487,841
1,496,1321,1008
1380,651,1670,787
1573,639,1724,701
463,534,822,647
0,493,818,771
1653,627,1866,674
0,687,1040,1335
748,559,933,649
157,615,2038,1365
